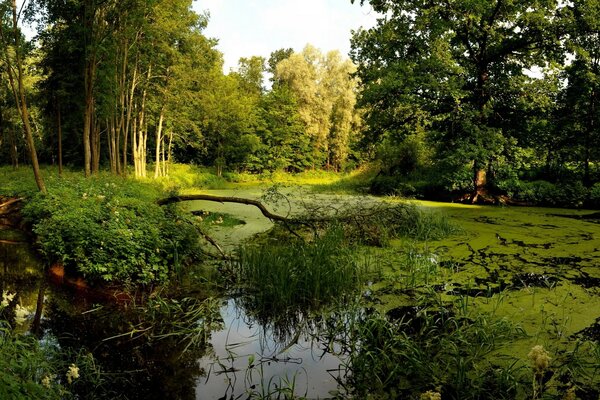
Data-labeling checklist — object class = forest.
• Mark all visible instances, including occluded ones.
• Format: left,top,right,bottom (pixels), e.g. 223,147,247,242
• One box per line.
1,0,600,206
1,0,600,399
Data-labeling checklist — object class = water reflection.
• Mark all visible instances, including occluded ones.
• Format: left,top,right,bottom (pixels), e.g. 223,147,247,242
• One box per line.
0,231,350,399
42,292,220,400
196,298,346,399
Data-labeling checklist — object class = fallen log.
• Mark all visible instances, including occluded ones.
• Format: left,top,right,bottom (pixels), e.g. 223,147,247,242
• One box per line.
0,197,24,210
157,194,292,222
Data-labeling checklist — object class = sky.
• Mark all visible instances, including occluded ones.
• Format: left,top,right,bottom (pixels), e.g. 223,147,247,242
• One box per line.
193,0,380,73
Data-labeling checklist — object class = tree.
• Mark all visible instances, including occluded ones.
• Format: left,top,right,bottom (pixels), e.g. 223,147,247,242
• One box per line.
235,56,265,96
350,0,567,199
275,45,359,170
556,0,600,185
255,84,309,172
0,0,46,193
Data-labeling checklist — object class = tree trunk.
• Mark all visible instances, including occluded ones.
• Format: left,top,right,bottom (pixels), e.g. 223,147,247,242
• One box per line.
91,115,101,174
584,89,595,186
57,102,63,175
0,1,46,193
166,130,173,176
83,59,96,177
122,60,138,177
9,127,18,169
154,106,165,178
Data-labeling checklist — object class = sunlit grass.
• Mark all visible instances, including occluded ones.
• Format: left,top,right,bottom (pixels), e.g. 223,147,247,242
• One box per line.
235,226,369,315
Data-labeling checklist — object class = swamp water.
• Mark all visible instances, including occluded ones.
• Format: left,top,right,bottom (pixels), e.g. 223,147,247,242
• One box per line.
2,192,600,398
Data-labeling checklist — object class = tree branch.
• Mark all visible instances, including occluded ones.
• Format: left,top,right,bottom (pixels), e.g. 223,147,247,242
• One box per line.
157,194,292,223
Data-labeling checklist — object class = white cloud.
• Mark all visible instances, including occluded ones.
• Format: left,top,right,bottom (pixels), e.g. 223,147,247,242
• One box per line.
195,0,379,72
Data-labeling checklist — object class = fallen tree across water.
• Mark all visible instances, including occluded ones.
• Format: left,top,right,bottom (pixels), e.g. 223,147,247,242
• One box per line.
157,194,291,223
157,193,458,249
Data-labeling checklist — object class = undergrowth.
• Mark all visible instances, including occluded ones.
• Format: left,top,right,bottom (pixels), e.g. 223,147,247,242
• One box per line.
17,173,201,285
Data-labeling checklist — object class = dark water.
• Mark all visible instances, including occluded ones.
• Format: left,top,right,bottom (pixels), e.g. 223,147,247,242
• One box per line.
0,229,346,399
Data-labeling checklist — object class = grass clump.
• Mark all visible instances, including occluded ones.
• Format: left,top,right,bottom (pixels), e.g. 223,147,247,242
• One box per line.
235,227,368,315
0,324,67,399
20,174,201,285
335,294,526,399
323,202,459,246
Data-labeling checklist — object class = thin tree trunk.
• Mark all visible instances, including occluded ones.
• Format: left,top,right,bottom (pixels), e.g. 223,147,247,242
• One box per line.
0,1,46,193
92,115,101,173
57,101,63,175
134,65,150,178
122,59,139,176
166,130,173,176
9,127,18,169
154,106,165,178
83,59,96,177
132,107,138,176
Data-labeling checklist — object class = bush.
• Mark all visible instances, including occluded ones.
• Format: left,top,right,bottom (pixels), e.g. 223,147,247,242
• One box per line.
21,176,201,284
507,180,588,207
588,182,600,208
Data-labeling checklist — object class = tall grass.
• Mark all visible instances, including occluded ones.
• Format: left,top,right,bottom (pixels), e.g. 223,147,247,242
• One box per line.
331,202,459,246
326,291,527,399
235,227,369,316
0,320,69,399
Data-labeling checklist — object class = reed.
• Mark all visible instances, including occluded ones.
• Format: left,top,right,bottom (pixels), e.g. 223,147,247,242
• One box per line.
235,226,369,316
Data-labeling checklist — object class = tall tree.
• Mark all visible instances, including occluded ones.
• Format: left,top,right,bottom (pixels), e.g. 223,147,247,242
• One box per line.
350,0,567,199
0,0,46,193
557,0,600,184
276,45,359,170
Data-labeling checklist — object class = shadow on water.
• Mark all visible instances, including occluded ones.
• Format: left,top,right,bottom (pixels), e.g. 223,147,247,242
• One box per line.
1,228,220,400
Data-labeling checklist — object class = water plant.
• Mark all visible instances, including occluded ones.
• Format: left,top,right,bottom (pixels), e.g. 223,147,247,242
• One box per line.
235,226,369,317
327,291,527,399
0,319,75,399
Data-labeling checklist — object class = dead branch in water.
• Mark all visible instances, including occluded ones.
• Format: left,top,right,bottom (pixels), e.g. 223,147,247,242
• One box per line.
157,194,291,222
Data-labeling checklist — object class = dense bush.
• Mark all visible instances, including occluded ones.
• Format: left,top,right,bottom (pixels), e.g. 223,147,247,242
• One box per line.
588,182,600,208
21,175,201,284
498,179,589,207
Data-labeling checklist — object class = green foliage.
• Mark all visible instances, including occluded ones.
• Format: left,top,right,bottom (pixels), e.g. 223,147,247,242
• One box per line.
20,174,201,284
499,180,589,207
0,323,68,399
235,227,368,315
334,295,525,399
347,202,459,245
589,182,600,207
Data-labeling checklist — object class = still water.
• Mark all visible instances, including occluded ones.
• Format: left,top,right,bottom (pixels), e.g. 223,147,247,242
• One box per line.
0,227,347,399
196,298,345,399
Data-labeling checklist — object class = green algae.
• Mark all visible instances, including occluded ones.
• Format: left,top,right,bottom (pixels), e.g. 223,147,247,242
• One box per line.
361,201,600,395
179,186,600,394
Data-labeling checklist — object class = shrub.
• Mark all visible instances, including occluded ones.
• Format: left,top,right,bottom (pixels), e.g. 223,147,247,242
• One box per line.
21,176,201,285
508,180,589,207
589,182,600,208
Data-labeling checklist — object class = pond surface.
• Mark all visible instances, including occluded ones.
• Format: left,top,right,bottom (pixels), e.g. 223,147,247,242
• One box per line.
2,193,600,398
195,298,345,399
